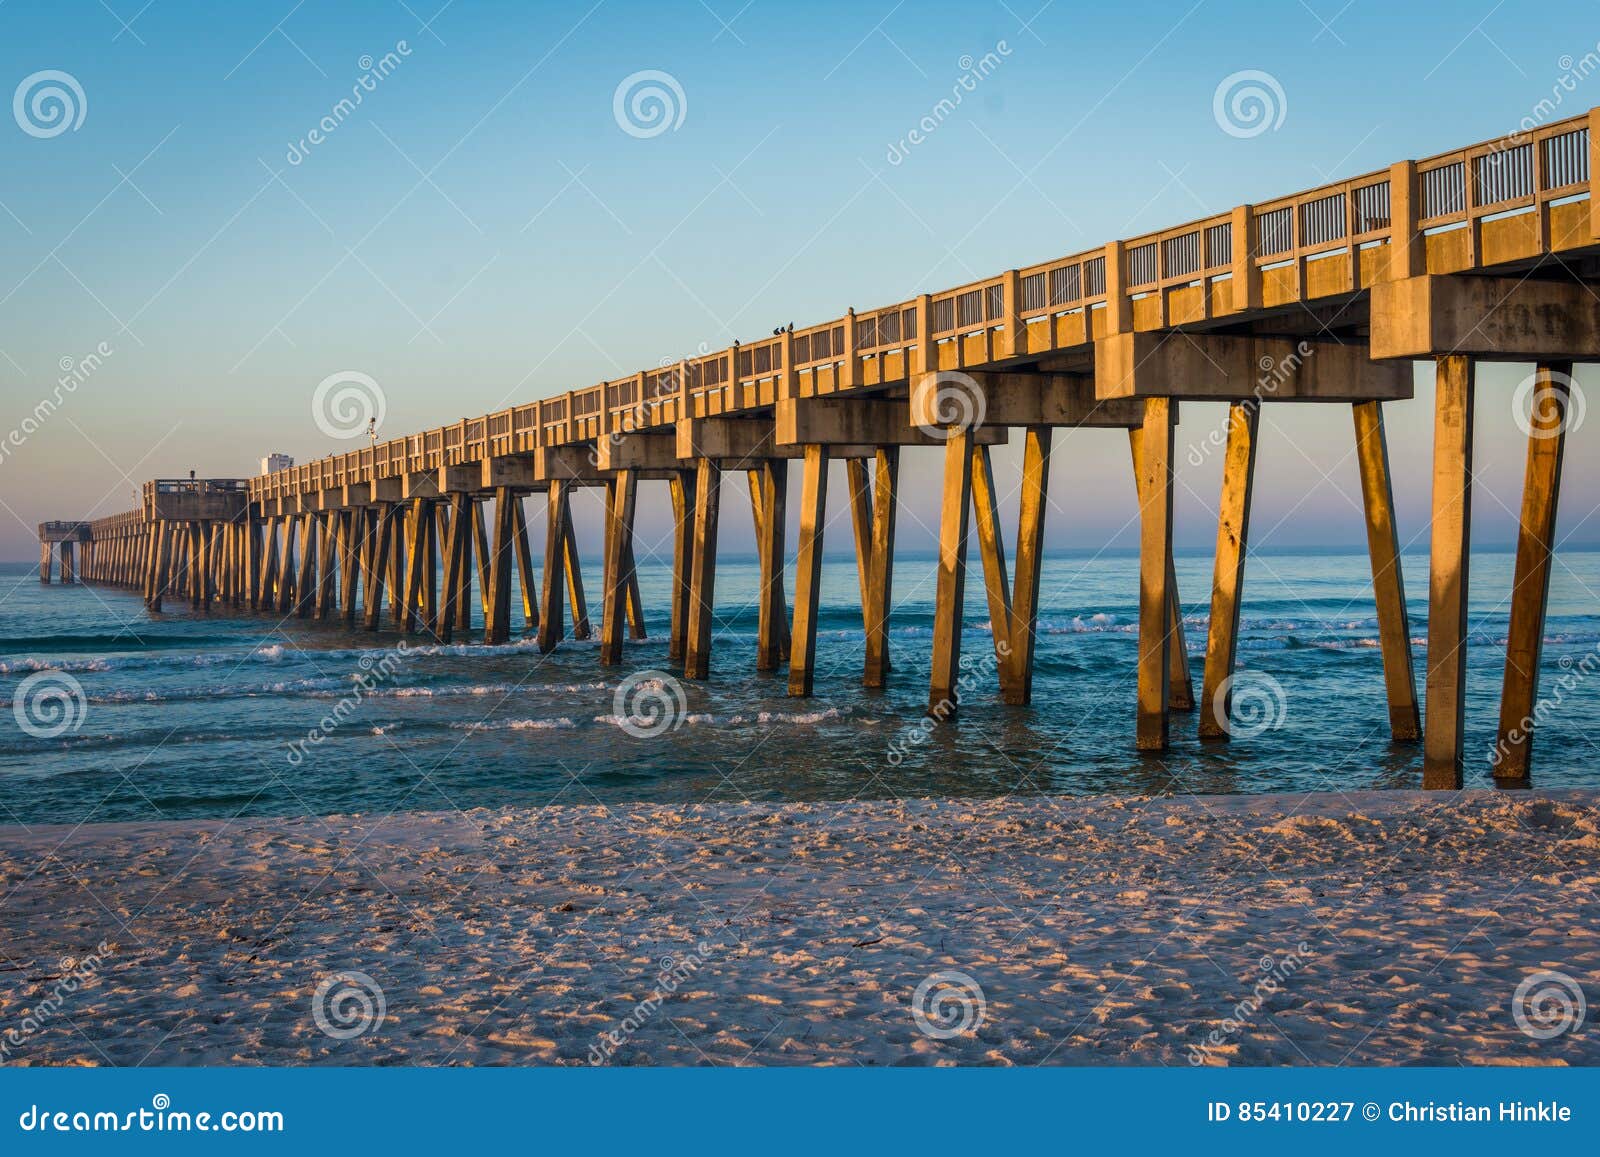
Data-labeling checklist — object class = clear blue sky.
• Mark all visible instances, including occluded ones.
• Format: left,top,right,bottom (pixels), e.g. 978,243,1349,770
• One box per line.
3,0,1600,561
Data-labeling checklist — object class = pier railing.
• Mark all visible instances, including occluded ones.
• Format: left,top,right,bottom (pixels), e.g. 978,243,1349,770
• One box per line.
243,110,1593,507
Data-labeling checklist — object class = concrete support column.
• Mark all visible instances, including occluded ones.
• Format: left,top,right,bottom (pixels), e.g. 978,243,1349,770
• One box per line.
561,503,589,641
1353,400,1421,743
863,447,900,689
537,482,569,653
684,457,721,680
1494,362,1573,785
970,443,1015,697
1006,428,1052,705
485,487,517,645
788,444,829,698
668,471,695,662
1199,401,1260,741
1129,425,1195,712
1422,356,1476,789
599,471,637,664
750,460,790,672
512,497,538,636
361,505,393,630
1135,398,1176,751
928,431,974,717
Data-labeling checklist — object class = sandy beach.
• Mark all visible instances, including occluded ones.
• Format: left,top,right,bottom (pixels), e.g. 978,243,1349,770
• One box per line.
1,789,1597,1066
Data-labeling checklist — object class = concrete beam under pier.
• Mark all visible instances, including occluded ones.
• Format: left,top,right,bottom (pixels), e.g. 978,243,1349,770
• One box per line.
1370,273,1600,361
775,396,1007,447
1095,333,1413,402
678,417,783,461
481,455,539,490
677,417,893,465
535,444,609,484
912,370,1146,429
597,432,678,472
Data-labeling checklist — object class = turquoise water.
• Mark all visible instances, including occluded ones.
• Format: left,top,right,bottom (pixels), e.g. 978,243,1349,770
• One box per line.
2,549,1597,825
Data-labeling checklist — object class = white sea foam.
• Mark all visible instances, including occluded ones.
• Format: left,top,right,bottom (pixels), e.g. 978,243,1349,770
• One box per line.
593,707,843,728
449,717,576,732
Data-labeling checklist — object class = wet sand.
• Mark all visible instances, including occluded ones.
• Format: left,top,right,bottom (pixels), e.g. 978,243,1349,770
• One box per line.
1,789,1597,1066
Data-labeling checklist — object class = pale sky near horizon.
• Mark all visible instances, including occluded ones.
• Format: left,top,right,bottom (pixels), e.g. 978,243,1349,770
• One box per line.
3,0,1600,563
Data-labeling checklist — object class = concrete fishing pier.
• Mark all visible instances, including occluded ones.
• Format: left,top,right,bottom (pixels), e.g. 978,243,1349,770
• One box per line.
41,108,1600,790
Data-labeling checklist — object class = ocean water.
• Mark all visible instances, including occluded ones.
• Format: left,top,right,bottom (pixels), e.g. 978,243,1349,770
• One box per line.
2,549,1598,825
